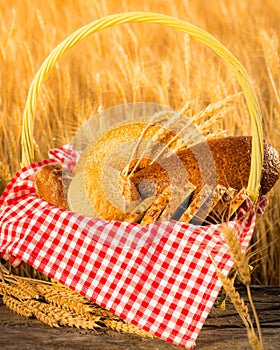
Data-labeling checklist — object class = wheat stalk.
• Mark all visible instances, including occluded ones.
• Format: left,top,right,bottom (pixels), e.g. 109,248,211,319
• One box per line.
14,279,40,299
213,264,264,350
259,29,280,105
86,304,120,319
212,226,265,350
0,264,149,335
190,93,242,125
214,267,252,328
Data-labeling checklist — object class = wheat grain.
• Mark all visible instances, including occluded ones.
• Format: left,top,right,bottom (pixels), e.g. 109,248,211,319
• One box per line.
63,66,71,115
192,93,241,124
0,160,10,193
161,61,171,103
59,314,101,329
44,293,93,316
1,283,35,301
0,160,11,181
3,294,33,318
222,227,251,285
0,281,8,295
26,299,60,328
27,299,101,329
22,40,36,76
103,319,154,338
183,34,191,98
37,283,88,304
214,267,252,328
86,305,120,319
14,279,40,299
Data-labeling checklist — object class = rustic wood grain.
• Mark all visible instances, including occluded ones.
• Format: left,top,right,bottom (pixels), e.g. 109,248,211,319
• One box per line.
0,286,279,350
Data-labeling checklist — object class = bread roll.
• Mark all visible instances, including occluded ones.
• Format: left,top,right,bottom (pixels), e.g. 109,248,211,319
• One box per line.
34,163,68,209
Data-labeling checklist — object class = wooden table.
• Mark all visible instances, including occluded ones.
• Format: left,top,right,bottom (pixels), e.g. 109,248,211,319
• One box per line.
1,286,279,350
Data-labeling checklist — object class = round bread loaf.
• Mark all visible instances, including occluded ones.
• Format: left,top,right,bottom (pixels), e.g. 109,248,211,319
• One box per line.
83,120,182,221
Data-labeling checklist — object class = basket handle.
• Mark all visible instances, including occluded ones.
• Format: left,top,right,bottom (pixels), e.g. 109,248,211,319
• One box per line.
21,12,263,201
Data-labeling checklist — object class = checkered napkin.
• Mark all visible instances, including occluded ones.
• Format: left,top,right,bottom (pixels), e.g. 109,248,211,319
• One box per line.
0,146,259,349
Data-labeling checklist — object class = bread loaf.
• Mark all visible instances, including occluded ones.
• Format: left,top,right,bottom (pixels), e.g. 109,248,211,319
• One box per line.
34,131,280,225
130,136,280,198
83,120,183,221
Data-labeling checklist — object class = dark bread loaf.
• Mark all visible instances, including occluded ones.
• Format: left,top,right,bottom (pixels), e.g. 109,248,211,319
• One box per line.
129,136,280,198
184,136,280,196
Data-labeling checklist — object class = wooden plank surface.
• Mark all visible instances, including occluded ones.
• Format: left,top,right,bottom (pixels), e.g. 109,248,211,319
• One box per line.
0,286,279,350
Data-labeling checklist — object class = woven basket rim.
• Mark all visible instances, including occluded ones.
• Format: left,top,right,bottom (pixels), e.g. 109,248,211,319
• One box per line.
20,11,264,201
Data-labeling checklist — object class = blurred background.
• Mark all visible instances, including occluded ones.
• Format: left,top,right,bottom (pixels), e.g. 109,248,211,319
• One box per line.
0,0,279,284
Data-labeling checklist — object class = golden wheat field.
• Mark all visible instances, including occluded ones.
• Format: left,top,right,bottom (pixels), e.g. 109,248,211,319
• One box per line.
0,0,279,285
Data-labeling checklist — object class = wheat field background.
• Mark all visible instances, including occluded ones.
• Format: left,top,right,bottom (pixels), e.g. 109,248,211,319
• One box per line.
0,0,279,285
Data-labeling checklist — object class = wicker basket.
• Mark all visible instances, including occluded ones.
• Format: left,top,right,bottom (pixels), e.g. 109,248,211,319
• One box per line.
20,11,264,201
1,12,264,349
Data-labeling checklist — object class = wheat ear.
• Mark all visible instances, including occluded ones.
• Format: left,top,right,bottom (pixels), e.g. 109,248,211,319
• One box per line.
222,227,264,348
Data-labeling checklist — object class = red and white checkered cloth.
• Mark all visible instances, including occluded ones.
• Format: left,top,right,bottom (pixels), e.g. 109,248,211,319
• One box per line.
0,146,261,349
